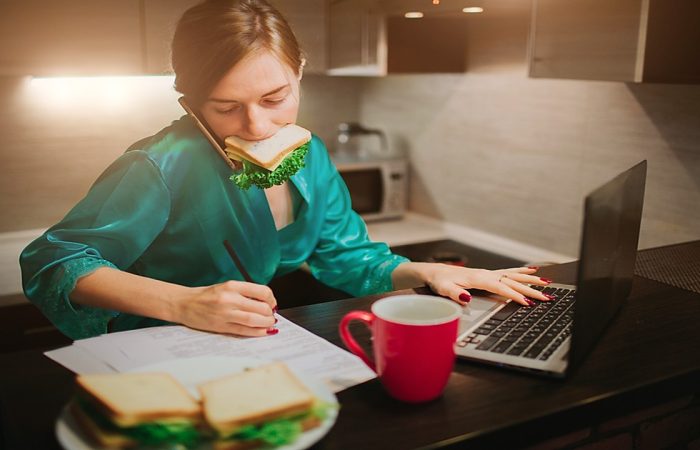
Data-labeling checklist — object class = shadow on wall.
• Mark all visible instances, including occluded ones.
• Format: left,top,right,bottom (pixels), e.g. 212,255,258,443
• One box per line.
393,134,444,220
626,83,700,191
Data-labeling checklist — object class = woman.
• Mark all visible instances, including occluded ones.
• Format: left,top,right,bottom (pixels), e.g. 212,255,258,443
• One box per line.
20,0,552,340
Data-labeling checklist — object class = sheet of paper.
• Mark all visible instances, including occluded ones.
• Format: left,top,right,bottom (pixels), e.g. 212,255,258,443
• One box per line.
44,345,116,374
56,315,375,393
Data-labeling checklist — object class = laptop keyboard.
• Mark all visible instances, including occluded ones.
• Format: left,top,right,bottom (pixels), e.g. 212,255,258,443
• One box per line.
467,286,575,361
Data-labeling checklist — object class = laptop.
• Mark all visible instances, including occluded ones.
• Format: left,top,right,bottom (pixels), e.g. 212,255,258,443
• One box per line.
455,160,647,377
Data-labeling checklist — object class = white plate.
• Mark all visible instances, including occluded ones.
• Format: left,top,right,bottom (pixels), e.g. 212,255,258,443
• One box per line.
56,356,339,450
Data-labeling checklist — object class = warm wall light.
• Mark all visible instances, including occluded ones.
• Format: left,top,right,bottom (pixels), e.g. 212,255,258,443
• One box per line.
462,7,484,13
404,11,424,18
25,75,176,110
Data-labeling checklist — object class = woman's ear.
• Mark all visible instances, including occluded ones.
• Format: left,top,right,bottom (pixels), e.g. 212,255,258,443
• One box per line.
298,58,306,81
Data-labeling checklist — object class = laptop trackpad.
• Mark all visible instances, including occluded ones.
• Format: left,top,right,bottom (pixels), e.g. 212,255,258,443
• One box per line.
458,295,505,334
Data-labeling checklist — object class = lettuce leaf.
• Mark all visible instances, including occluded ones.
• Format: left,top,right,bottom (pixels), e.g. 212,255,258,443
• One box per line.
125,421,201,448
227,401,338,447
230,142,309,190
234,419,302,447
75,398,202,448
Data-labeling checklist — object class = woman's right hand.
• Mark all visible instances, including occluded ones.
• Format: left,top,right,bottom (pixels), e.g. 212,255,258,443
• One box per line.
175,280,278,337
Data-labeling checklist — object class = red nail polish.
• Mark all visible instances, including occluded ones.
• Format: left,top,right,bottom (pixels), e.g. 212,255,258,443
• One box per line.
459,293,471,303
540,278,553,284
266,328,279,335
525,299,536,306
273,306,278,313
274,317,278,324
528,266,540,270
544,294,556,300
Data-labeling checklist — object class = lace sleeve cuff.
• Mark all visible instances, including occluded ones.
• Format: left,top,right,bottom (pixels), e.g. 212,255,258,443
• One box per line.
358,254,411,297
45,257,120,339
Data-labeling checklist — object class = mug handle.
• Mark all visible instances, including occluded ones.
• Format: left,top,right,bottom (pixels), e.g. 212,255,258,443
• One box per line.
339,311,376,372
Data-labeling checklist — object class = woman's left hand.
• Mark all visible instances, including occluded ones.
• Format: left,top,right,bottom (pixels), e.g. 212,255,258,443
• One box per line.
422,263,554,307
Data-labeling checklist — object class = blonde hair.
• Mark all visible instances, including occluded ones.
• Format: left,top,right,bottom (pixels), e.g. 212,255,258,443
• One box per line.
172,0,303,106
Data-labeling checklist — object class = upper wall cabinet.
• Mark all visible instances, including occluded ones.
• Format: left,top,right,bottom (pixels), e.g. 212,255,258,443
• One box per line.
143,0,200,74
529,0,700,83
328,0,468,76
328,0,386,75
0,0,327,77
271,0,327,74
0,0,142,76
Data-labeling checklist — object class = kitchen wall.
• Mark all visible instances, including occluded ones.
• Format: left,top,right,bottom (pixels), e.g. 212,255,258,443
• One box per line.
359,4,700,257
1,0,698,268
0,75,362,233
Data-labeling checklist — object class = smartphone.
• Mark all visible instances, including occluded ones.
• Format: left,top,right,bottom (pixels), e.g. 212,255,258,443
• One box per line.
177,97,237,170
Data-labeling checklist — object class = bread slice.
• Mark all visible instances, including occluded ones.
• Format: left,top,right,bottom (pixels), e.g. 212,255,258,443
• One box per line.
224,124,311,171
69,401,137,449
75,372,201,428
198,362,316,438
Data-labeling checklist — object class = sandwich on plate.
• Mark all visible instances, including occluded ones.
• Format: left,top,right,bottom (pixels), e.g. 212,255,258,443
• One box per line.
198,362,334,450
225,124,312,190
69,372,202,448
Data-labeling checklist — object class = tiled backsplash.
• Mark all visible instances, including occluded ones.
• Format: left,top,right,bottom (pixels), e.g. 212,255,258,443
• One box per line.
360,72,700,256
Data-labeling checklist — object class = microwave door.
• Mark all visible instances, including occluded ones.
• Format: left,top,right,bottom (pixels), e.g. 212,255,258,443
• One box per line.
336,159,407,222
340,167,384,218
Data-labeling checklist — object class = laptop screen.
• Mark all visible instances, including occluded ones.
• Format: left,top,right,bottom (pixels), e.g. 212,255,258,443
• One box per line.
569,161,647,372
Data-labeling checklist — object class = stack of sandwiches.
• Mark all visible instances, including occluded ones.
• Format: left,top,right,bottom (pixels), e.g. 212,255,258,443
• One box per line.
69,362,333,449
225,124,312,190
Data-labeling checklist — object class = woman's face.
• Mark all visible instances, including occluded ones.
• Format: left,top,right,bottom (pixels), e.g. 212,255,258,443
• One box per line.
199,50,301,142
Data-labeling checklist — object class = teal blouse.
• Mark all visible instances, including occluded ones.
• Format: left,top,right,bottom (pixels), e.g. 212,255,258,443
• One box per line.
20,116,409,339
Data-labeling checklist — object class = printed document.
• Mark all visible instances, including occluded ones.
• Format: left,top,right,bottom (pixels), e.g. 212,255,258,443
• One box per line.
45,314,375,393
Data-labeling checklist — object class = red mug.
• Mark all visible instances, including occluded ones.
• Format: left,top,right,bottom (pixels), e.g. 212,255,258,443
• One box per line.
339,294,462,403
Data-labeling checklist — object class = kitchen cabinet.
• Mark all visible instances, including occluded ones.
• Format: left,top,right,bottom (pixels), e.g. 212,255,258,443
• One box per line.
142,0,200,74
0,0,326,76
385,16,468,73
0,0,142,76
270,0,327,74
529,0,700,83
0,294,71,353
327,0,386,76
328,0,469,76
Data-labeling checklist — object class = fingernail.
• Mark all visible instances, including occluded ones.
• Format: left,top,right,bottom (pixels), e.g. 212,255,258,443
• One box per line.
525,298,536,306
544,294,556,300
528,266,540,270
540,278,552,284
274,317,278,324
266,328,279,335
459,293,471,303
272,306,278,313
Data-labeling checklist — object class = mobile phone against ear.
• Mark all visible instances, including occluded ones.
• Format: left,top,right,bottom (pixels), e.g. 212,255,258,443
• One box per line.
177,97,237,170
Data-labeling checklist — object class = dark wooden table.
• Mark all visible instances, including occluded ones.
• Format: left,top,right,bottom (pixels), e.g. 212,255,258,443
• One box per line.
1,244,699,449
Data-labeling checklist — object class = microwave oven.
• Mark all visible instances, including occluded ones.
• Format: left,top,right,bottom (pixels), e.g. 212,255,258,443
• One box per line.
334,158,408,221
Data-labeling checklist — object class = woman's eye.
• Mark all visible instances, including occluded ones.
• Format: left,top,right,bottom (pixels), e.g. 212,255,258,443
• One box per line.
215,104,240,114
264,97,286,106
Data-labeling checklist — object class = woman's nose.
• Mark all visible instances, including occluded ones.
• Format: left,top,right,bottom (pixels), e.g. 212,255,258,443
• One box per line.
244,105,270,140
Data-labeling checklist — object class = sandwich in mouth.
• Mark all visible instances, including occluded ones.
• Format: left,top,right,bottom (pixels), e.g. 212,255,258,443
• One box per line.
225,124,312,190
198,362,334,450
69,372,202,448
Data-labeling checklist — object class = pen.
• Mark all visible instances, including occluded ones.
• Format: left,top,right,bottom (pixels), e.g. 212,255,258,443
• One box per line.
222,240,253,283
